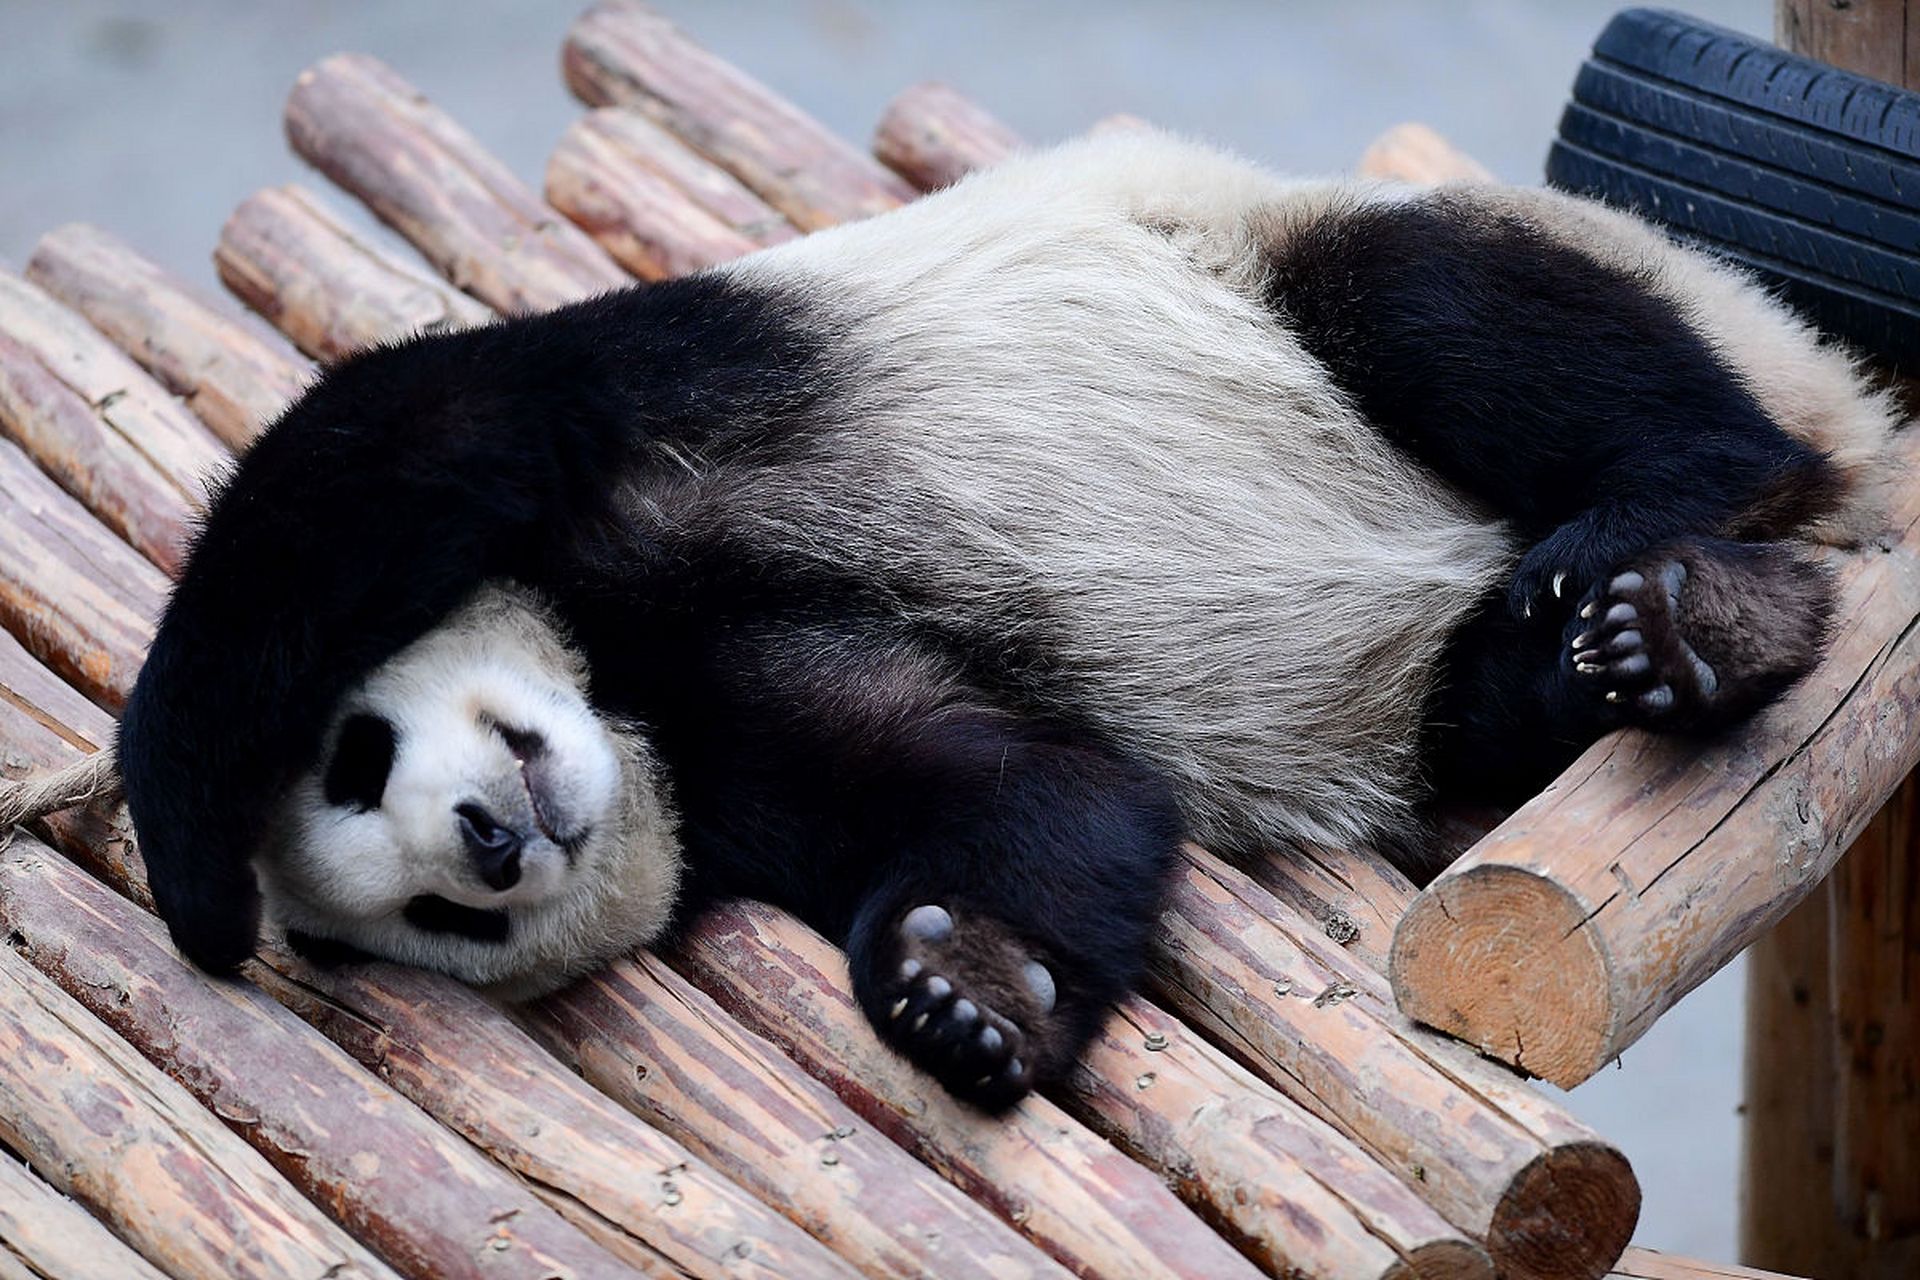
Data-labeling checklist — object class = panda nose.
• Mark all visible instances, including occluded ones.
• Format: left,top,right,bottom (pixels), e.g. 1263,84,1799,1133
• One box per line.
455,803,523,891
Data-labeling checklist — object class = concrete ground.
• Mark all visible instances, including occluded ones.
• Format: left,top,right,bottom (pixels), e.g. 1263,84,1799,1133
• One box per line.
1,0,1774,1260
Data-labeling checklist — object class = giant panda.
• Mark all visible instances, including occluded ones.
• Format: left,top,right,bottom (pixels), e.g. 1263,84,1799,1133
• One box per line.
119,131,1901,1109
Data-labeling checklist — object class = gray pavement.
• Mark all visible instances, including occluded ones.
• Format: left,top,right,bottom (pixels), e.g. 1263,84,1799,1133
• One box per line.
0,0,1773,1260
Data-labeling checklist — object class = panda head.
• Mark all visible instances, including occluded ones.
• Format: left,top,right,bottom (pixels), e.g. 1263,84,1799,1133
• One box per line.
257,583,682,999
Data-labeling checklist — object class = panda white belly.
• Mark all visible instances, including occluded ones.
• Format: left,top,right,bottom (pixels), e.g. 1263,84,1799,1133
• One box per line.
710,140,1516,851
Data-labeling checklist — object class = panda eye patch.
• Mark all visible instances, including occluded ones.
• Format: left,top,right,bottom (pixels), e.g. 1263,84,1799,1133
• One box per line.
324,714,397,811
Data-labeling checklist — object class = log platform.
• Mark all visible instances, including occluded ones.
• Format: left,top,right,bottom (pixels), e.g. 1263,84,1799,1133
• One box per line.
0,5,1904,1278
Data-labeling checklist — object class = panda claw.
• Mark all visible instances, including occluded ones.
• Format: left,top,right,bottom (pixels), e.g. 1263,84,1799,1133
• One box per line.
1576,661,1603,675
1605,690,1622,704
1552,571,1568,598
911,1012,929,1032
889,998,908,1020
1580,602,1598,620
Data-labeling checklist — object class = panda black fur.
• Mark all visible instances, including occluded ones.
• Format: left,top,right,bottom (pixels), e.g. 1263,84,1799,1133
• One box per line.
119,132,1900,1110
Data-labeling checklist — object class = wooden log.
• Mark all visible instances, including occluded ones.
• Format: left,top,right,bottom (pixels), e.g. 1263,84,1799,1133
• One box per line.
250,954,857,1280
0,627,132,884
547,107,797,281
285,53,627,314
1066,997,1492,1280
0,272,229,498
0,438,164,712
1356,125,1495,185
871,83,1021,191
1244,841,1418,977
0,830,641,1280
563,1,914,230
26,224,308,449
218,185,491,362
1156,848,1638,1280
1607,1249,1800,1279
1391,425,1920,1090
529,955,1073,1280
1739,890,1836,1277
0,1151,172,1280
0,273,217,575
0,933,398,1280
671,901,1269,1280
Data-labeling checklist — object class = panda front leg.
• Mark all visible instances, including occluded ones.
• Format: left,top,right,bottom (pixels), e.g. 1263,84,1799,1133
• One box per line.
1562,536,1834,727
835,725,1183,1112
1431,535,1835,806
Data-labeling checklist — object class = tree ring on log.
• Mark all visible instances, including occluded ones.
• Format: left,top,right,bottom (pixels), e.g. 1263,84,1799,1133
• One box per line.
1488,1141,1641,1280
1388,864,1614,1087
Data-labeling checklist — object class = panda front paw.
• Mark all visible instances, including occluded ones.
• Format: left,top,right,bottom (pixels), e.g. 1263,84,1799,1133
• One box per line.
1566,558,1715,724
860,903,1062,1112
1508,524,1642,625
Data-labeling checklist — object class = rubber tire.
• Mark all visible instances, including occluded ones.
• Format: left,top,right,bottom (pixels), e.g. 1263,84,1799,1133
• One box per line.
1546,7,1920,371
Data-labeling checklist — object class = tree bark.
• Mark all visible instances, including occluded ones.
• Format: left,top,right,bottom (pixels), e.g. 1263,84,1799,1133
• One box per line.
0,830,641,1280
1393,421,1920,1089
563,1,913,230
217,185,491,362
0,928,399,1280
27,223,308,450
529,955,1073,1280
1161,849,1639,1280
547,107,796,281
872,83,1022,191
285,54,627,315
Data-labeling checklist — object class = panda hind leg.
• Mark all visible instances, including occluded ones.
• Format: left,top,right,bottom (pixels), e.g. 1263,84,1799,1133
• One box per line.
1564,537,1833,730
839,731,1182,1112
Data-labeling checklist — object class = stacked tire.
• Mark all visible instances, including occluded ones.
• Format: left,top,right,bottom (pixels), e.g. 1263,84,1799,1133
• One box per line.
1548,8,1920,371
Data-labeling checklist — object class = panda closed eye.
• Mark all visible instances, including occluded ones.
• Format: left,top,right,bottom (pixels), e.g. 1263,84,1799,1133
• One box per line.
323,714,396,811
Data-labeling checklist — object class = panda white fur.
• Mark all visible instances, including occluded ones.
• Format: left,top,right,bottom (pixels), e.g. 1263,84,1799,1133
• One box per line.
260,584,680,999
121,131,1901,1109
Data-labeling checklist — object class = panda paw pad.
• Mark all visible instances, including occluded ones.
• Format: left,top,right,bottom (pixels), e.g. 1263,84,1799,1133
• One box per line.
872,904,1059,1110
1568,559,1717,722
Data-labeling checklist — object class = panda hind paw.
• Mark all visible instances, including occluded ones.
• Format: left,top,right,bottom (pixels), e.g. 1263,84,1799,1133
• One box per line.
868,903,1061,1112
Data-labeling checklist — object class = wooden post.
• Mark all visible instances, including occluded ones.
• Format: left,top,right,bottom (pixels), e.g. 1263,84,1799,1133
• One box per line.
1741,7,1919,1275
1739,890,1836,1275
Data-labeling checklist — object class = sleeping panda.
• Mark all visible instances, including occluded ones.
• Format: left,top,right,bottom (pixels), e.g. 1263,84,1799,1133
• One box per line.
119,130,1899,1109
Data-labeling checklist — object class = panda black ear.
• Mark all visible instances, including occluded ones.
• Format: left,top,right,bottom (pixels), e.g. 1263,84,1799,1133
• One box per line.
324,714,397,811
